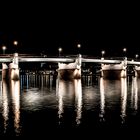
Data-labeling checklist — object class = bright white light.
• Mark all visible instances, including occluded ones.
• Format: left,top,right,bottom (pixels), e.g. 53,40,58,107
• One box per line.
101,50,105,55
101,50,105,58
2,46,7,50
13,41,18,46
58,47,62,52
123,48,127,52
2,46,7,54
77,44,81,48
135,54,139,59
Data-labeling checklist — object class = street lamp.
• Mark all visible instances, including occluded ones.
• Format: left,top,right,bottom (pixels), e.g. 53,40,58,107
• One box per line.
2,45,7,54
135,54,139,61
101,50,105,58
58,47,62,57
13,40,18,53
77,44,81,54
123,48,127,58
13,40,18,46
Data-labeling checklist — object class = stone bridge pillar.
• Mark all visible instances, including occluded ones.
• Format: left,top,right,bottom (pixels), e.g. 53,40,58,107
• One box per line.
9,53,20,80
12,53,19,66
121,57,127,78
75,54,82,69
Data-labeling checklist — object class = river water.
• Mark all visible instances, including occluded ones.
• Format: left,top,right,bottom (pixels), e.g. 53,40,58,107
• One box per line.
0,74,140,136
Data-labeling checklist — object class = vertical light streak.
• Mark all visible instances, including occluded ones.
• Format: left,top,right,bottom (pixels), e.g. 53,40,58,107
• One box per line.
2,80,9,133
121,78,127,123
99,77,105,121
131,77,138,111
56,79,65,120
11,80,20,135
74,79,82,125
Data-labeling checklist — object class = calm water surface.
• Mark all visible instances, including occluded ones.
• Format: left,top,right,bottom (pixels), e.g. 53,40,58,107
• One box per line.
0,74,140,136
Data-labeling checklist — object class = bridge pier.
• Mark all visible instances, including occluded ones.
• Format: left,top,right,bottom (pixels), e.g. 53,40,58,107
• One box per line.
101,58,127,79
121,69,127,78
2,53,20,80
58,54,82,80
2,63,8,79
133,66,140,77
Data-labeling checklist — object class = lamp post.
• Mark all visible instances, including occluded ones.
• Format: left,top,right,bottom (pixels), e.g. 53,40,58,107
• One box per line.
135,54,139,61
77,43,81,54
101,50,105,59
2,46,7,54
13,40,18,53
58,47,62,57
123,48,127,58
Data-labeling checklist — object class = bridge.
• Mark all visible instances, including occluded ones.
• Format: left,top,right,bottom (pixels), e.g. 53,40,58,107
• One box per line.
0,54,140,65
1,53,140,80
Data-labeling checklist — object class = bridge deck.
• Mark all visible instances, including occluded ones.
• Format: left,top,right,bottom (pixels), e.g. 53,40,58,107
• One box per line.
0,55,140,65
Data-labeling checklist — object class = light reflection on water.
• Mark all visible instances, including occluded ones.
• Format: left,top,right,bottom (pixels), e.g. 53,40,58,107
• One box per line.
10,80,20,135
74,79,82,125
56,79,82,125
1,80,9,133
120,78,127,123
1,74,140,135
0,80,20,136
131,77,138,111
99,77,105,121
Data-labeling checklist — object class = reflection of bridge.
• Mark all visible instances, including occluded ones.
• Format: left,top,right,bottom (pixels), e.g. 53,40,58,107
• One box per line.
1,53,140,79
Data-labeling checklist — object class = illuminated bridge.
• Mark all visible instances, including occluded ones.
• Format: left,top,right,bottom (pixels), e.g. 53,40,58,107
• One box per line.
1,53,140,79
0,54,140,65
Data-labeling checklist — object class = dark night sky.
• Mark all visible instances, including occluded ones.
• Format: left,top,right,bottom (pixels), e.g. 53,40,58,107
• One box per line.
0,2,140,58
